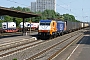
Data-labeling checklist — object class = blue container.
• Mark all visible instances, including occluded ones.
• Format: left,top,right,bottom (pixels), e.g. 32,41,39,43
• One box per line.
57,21,65,32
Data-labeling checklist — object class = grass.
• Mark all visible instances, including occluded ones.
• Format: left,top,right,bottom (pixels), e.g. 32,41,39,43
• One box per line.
13,58,17,60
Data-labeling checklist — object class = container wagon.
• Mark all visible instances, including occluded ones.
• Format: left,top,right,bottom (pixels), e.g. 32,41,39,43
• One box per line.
2,22,18,33
56,21,65,36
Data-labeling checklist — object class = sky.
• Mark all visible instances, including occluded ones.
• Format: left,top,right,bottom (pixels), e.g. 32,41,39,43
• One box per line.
0,0,90,22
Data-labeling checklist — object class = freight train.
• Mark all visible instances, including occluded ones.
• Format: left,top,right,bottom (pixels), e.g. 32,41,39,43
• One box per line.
1,22,39,33
38,19,89,39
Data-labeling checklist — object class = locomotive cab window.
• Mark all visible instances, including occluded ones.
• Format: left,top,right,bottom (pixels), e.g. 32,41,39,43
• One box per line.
40,22,50,25
46,22,50,25
40,23,45,25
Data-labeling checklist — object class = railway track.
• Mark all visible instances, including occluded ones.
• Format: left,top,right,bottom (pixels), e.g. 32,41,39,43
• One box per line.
0,31,37,38
0,29,85,60
0,39,44,57
0,38,37,50
48,34,83,60
25,31,83,60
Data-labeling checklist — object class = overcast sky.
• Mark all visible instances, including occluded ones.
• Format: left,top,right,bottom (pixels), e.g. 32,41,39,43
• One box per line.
0,0,90,22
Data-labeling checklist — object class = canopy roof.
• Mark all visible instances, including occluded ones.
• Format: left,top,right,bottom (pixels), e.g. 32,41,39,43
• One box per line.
0,6,40,18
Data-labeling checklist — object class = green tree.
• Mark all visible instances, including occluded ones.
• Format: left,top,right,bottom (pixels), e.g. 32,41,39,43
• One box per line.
62,14,80,22
13,18,22,27
42,10,56,19
22,7,30,12
16,6,22,11
0,20,4,28
4,15,13,22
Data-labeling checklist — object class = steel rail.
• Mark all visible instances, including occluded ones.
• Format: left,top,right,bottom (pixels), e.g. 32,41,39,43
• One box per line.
47,34,83,60
0,40,44,57
26,32,80,60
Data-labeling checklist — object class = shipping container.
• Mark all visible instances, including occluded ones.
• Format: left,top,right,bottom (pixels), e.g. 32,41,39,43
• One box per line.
2,22,18,32
57,21,65,32
19,22,39,29
2,22,16,29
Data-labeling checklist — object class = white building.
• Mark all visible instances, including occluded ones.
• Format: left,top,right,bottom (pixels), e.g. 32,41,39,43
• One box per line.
31,2,36,12
31,0,56,12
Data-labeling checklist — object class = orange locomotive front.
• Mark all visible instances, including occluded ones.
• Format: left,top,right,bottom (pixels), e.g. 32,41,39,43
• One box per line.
38,20,57,39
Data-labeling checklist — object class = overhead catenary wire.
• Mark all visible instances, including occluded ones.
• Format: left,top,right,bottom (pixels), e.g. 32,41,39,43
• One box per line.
56,0,81,16
56,4,78,16
57,0,90,21
6,0,30,7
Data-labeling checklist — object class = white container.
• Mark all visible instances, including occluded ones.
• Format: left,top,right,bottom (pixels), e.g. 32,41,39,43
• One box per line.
31,23,39,28
19,22,30,28
19,22,39,28
2,22,16,29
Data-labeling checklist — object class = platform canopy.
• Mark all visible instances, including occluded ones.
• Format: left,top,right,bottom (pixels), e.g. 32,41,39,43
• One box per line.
0,6,40,18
